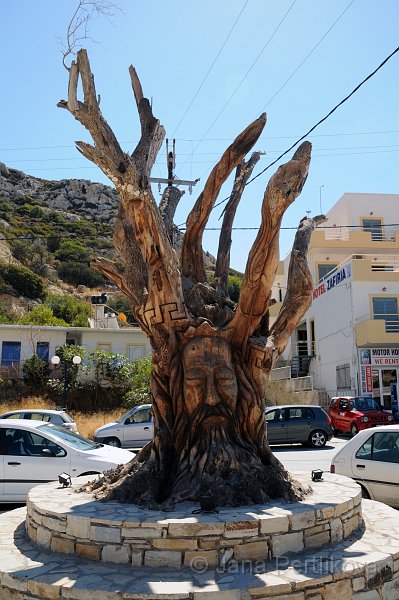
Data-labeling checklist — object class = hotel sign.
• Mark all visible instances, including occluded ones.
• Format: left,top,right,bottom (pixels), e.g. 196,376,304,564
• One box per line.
313,263,352,301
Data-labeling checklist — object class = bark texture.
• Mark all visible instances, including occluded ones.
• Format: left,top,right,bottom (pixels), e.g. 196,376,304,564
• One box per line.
59,49,319,509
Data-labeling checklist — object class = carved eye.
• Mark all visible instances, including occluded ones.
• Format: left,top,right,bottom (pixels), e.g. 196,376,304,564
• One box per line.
185,369,205,387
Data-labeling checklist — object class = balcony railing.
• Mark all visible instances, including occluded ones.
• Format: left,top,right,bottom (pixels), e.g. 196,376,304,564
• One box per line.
356,313,399,334
319,224,399,242
373,314,399,333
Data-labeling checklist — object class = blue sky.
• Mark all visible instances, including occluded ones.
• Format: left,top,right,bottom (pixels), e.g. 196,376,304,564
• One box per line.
1,0,399,272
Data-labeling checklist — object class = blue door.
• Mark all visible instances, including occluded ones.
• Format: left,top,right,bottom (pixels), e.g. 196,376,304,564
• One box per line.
1,342,21,366
36,342,49,361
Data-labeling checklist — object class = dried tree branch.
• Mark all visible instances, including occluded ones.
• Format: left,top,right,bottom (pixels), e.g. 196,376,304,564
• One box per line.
159,186,185,242
214,152,261,297
58,49,127,183
129,65,166,179
270,215,326,358
227,142,311,348
181,114,266,284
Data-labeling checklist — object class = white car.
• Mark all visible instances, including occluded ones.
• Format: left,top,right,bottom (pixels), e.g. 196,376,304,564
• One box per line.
330,424,399,508
0,419,134,503
0,408,79,434
93,404,153,448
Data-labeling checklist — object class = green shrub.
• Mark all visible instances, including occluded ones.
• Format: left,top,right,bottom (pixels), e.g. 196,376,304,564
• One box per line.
0,264,46,300
18,306,68,326
55,240,89,263
47,295,91,326
23,354,51,388
227,275,242,302
57,262,105,288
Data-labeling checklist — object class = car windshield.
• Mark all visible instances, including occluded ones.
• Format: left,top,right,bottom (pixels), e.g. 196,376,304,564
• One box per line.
352,397,381,411
60,412,74,423
118,409,135,423
36,423,98,450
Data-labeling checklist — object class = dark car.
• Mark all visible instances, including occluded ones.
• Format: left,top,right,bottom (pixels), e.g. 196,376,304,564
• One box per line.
265,405,333,448
329,396,393,437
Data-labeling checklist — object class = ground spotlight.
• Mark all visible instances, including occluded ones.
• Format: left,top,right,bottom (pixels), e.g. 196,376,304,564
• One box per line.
311,469,324,482
58,473,72,488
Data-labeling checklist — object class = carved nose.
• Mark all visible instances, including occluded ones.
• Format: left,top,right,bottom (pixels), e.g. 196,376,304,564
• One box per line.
205,377,220,406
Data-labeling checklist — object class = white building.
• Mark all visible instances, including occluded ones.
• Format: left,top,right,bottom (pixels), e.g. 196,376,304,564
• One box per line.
272,193,399,410
0,323,151,380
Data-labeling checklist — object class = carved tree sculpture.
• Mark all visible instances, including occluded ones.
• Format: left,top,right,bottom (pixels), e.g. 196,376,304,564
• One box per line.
59,49,319,509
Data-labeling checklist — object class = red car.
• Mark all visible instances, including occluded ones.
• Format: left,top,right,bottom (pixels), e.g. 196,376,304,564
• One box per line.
329,396,394,436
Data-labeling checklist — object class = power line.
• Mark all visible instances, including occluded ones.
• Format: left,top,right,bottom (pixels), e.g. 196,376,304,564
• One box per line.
248,44,399,185
171,0,249,138
177,0,298,174
1,129,399,152
211,43,399,210
2,222,399,241
4,143,399,164
259,0,355,112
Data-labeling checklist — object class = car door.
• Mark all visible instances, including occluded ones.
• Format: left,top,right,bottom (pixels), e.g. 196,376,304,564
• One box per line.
286,407,312,443
122,407,153,447
265,408,287,444
336,399,350,431
0,429,5,499
351,430,399,506
3,426,71,501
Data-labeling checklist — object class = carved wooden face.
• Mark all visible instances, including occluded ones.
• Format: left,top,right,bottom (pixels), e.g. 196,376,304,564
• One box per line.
181,336,238,423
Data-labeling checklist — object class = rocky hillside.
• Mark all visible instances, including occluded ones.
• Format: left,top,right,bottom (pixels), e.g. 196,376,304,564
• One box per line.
0,161,118,224
0,163,225,319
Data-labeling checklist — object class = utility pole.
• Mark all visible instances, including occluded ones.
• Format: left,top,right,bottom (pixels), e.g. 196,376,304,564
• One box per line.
149,138,199,194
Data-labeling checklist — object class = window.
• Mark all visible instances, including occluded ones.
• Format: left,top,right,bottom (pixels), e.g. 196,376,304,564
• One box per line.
336,364,351,390
28,413,51,422
4,428,66,457
1,341,21,366
287,407,314,419
97,343,111,352
363,218,383,241
356,431,399,464
265,409,284,422
318,263,338,282
372,297,399,332
36,342,49,361
127,345,144,362
126,408,152,424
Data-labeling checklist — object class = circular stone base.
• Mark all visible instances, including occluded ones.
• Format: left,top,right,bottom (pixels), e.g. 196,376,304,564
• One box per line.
2,498,399,599
26,472,362,569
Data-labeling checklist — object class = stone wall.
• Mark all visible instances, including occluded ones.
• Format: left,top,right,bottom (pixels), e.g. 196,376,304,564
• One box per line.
26,473,362,570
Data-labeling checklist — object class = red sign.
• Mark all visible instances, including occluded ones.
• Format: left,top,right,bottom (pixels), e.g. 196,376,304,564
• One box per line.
365,366,373,392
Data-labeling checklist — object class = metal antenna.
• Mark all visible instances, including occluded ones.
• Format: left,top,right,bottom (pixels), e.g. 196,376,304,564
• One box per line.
149,138,199,194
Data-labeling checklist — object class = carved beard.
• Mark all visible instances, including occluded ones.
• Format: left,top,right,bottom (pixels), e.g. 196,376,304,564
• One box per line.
169,403,258,502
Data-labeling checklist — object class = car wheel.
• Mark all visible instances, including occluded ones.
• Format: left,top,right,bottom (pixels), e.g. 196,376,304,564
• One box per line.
360,485,370,500
332,425,340,436
351,423,359,437
309,430,327,448
104,437,121,448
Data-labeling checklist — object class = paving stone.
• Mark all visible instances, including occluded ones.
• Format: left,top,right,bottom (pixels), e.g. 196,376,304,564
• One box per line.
184,550,218,568
102,544,130,564
67,515,91,539
144,550,182,568
272,532,304,556
152,538,198,551
233,540,269,561
90,525,121,544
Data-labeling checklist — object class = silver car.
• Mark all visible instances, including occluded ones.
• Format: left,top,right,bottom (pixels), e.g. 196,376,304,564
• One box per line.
0,409,79,434
93,404,153,448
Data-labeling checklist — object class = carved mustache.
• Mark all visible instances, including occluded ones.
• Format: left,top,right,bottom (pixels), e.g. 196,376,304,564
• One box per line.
191,402,236,427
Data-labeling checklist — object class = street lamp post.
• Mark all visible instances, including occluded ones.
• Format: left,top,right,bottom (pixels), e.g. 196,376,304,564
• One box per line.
51,354,82,409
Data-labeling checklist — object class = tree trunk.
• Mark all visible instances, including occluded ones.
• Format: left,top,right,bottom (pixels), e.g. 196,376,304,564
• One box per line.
59,49,322,509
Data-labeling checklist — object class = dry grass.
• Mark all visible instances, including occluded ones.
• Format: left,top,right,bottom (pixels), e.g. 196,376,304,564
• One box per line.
0,396,124,440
